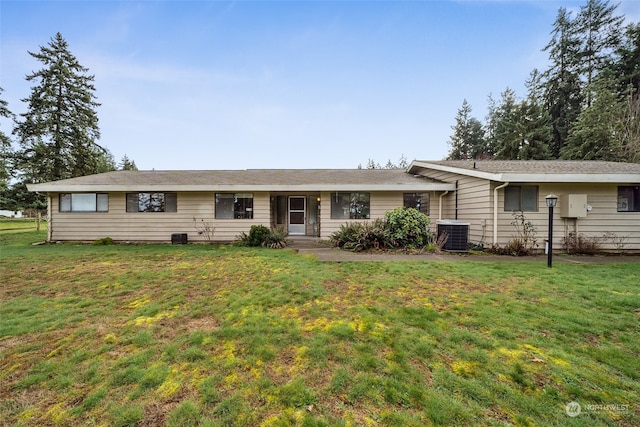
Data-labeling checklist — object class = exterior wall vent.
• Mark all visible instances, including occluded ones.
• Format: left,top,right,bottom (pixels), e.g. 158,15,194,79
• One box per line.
171,233,188,244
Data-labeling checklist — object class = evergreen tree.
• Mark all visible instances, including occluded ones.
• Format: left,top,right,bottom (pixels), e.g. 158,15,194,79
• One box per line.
0,88,14,191
562,71,626,160
490,88,522,160
620,91,640,163
446,100,487,160
360,155,408,169
119,154,138,171
14,32,110,183
574,0,624,106
612,23,640,95
542,7,583,158
520,71,553,160
485,79,551,160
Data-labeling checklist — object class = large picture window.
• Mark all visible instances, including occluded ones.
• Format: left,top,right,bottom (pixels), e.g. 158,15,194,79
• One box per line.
330,192,370,219
126,193,177,212
215,193,254,219
403,193,430,216
59,193,108,212
618,186,640,212
504,185,538,212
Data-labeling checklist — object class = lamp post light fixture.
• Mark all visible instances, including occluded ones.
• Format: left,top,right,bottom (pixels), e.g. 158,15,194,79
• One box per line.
545,194,558,268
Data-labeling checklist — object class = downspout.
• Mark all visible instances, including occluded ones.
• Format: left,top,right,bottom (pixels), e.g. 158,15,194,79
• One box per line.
43,193,52,242
455,180,459,220
493,182,509,246
438,191,449,221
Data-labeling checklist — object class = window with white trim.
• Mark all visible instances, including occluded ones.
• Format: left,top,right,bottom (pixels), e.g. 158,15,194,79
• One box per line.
59,193,108,212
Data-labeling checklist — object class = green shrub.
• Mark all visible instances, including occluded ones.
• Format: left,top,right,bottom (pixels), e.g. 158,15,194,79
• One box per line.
236,225,288,248
262,227,288,249
92,236,114,245
236,225,271,247
330,207,433,251
330,219,389,252
385,207,432,248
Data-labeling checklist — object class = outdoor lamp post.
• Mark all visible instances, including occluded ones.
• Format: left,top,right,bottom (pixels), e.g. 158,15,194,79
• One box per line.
546,194,558,268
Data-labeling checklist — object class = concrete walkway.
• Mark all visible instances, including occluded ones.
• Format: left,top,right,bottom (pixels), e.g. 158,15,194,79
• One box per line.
287,238,639,264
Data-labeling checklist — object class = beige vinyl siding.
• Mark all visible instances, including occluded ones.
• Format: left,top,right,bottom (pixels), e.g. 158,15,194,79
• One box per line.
319,191,404,239
495,183,640,252
452,176,492,245
413,169,492,246
49,192,271,242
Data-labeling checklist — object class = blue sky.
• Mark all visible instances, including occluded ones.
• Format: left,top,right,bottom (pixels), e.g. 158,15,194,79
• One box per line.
2,1,639,171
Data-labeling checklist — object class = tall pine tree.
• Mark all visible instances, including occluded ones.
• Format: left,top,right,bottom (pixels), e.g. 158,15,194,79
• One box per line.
562,70,626,160
574,0,624,107
446,100,487,160
542,7,583,158
0,87,14,199
612,23,640,95
14,32,110,183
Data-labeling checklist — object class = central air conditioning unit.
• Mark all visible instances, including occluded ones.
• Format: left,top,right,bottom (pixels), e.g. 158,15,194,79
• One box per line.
436,220,470,252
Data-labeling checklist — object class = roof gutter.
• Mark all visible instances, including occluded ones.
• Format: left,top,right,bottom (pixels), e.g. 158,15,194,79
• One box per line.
493,182,509,246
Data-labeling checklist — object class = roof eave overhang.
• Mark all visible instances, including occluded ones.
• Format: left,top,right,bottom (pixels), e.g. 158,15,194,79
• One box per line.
408,161,640,183
27,183,457,192
500,173,640,183
408,161,502,180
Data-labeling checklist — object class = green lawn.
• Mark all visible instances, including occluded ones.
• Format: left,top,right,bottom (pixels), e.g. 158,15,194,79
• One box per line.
1,226,638,426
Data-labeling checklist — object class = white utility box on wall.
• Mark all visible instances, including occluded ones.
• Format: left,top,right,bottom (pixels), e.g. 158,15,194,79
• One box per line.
560,194,588,218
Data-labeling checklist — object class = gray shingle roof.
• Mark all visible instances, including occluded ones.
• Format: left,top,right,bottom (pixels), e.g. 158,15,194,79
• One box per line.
28,169,455,192
416,160,640,174
409,160,640,183
31,169,430,186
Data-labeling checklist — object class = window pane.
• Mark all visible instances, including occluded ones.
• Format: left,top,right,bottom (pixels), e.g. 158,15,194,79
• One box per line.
521,186,538,211
276,196,287,224
290,211,305,224
351,193,370,219
308,196,318,226
72,194,97,211
126,193,138,212
419,192,430,215
403,193,429,215
138,193,150,212
290,197,305,211
234,194,253,219
504,186,521,211
97,194,109,212
148,193,165,212
60,194,71,212
403,193,419,210
215,193,235,219
331,192,350,219
165,193,177,212
618,186,640,212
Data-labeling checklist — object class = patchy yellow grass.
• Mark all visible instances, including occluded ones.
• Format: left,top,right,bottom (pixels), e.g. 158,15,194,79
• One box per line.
1,240,639,426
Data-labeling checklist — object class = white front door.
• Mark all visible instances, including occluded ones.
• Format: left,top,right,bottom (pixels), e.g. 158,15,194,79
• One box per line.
288,196,306,235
